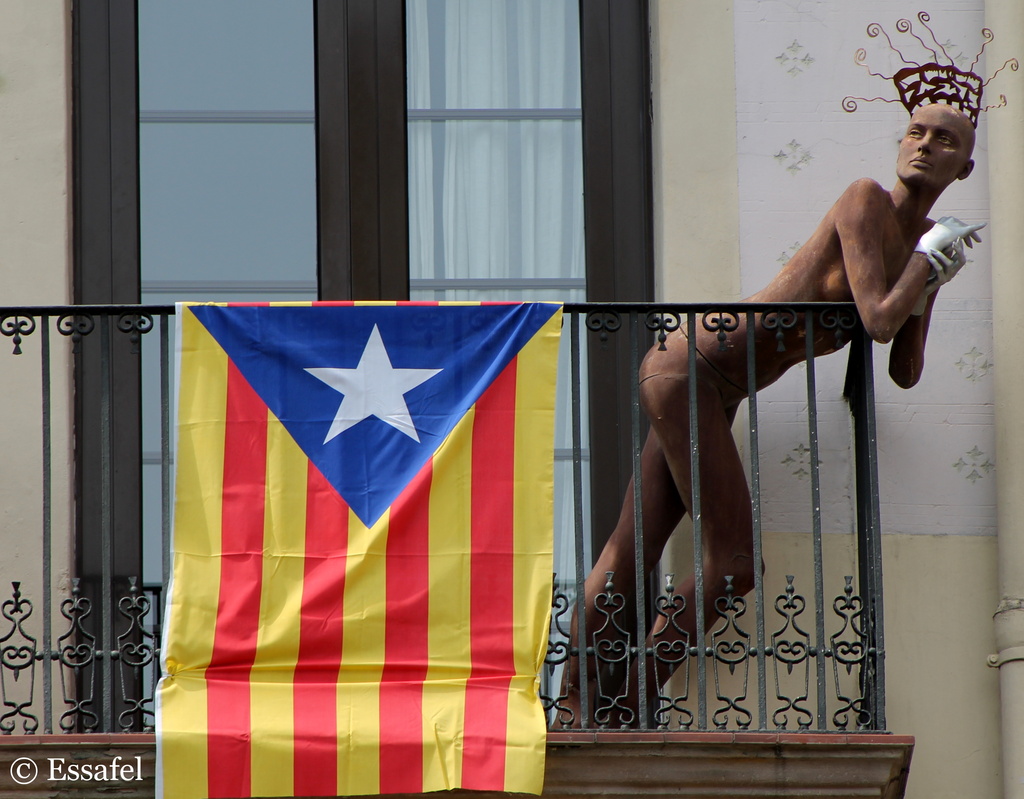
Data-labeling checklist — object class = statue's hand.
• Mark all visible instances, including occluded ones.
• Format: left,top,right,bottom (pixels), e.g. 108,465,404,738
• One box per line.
910,238,967,317
917,217,986,255
928,238,967,286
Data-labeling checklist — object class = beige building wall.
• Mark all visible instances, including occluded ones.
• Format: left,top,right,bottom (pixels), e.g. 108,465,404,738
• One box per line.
0,0,75,666
0,1,72,304
651,0,741,303
651,2,1004,797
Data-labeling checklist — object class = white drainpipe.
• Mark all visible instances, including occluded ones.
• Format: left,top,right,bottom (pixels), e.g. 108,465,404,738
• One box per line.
985,1,1024,797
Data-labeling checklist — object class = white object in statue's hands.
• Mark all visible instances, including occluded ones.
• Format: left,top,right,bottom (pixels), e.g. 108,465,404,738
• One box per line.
926,238,966,286
916,216,986,256
910,229,972,316
937,216,985,248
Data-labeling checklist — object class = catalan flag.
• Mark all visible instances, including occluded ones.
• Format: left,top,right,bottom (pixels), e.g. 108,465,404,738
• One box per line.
157,301,561,799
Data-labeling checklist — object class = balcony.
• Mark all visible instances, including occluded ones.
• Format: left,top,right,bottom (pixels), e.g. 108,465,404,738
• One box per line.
0,304,912,798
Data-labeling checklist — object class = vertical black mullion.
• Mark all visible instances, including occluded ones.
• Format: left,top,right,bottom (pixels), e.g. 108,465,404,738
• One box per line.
375,1,411,300
345,3,383,297
315,0,409,301
73,0,142,730
314,2,352,300
579,0,654,552
74,0,141,304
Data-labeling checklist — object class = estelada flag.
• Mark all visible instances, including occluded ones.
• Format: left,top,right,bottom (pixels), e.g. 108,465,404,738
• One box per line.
157,301,561,799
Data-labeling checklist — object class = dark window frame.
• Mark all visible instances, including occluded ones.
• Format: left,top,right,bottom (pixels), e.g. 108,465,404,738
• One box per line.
578,0,655,549
71,0,145,730
72,0,143,586
74,0,654,582
315,0,410,301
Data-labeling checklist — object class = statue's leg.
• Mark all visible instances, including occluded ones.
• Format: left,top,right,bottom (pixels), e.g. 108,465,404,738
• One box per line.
562,429,685,726
620,369,755,721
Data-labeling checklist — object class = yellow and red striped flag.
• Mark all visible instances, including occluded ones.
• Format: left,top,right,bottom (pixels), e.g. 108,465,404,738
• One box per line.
157,301,561,798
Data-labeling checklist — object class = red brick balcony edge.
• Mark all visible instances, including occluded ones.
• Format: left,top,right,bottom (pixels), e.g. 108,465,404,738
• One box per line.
0,731,914,799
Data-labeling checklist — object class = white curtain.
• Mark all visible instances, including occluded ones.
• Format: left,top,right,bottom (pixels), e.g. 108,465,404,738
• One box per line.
406,0,591,601
406,0,585,300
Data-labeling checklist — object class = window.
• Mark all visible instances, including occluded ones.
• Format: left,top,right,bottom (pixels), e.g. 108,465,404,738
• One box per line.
74,0,653,588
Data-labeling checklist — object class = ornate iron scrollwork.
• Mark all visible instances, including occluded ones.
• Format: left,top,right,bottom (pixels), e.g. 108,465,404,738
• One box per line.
702,311,740,352
592,572,632,728
116,577,159,731
831,576,871,730
543,575,574,727
0,315,36,356
645,312,681,351
818,306,858,349
57,579,98,732
585,311,622,344
761,308,799,353
0,583,39,734
770,575,813,730
652,574,691,729
117,313,155,354
710,576,752,730
57,313,96,353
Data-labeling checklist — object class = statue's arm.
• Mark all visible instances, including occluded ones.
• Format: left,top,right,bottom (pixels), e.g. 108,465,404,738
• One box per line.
888,291,935,388
834,179,933,344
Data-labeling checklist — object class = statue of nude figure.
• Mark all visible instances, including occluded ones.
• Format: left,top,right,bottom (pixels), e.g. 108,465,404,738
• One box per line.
566,102,985,722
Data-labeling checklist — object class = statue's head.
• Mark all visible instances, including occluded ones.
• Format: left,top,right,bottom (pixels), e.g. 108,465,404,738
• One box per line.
896,102,976,192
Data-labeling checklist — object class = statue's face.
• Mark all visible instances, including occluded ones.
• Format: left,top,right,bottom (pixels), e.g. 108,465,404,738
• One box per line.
896,103,976,191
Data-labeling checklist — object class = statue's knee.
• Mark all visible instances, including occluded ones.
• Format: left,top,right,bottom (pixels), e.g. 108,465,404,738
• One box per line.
639,372,690,420
732,567,756,597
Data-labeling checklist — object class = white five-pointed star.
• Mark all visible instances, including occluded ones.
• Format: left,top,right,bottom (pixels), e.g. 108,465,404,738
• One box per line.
305,325,442,444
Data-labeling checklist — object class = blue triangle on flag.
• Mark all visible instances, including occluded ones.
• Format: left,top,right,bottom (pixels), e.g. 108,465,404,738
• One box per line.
188,303,559,527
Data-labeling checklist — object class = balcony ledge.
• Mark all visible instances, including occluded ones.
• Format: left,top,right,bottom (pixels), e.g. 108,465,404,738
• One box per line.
0,731,912,799
542,730,913,799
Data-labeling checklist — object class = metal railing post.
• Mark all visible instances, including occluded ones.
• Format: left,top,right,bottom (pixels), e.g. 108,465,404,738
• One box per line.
845,325,886,730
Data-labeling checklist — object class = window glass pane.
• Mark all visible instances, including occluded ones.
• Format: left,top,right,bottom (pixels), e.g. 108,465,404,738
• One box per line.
408,118,584,289
138,0,314,111
138,0,316,306
140,123,317,297
407,0,581,111
138,0,316,587
406,0,585,297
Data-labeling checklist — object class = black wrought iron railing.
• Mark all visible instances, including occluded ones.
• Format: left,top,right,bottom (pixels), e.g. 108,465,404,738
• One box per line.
0,303,884,735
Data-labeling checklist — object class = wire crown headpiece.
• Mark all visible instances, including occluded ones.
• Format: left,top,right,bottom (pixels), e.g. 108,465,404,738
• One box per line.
842,12,1018,127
